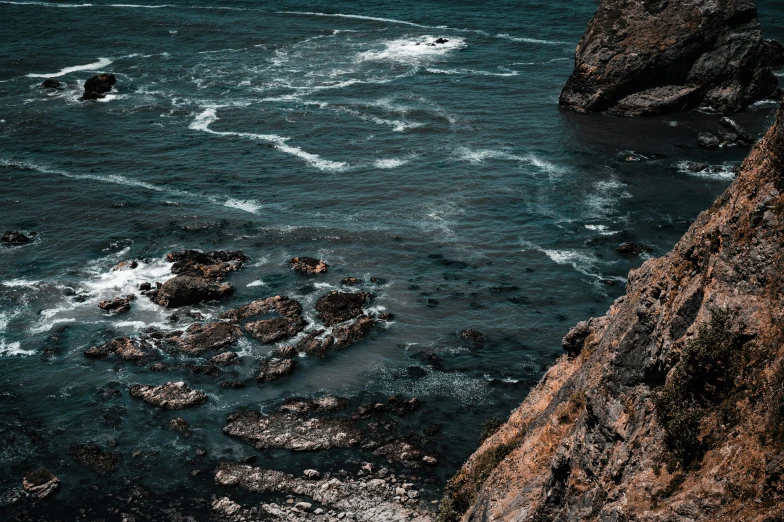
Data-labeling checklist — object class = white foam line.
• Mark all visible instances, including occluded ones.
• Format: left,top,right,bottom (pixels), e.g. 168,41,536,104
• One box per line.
26,57,112,78
426,67,518,77
0,158,261,214
495,33,568,45
0,1,93,6
190,107,349,172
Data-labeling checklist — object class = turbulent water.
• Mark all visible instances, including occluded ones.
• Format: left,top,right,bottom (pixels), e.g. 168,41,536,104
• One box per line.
1,0,783,516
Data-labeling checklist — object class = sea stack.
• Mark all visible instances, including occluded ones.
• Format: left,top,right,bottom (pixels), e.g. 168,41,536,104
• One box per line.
440,94,784,520
559,0,784,115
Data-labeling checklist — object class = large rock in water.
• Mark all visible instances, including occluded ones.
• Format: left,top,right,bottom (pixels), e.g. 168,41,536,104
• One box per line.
559,0,784,115
153,274,233,308
129,381,207,409
81,73,116,100
441,96,784,521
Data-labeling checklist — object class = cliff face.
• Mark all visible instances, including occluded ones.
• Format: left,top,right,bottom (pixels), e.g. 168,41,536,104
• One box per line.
440,96,784,521
559,0,784,115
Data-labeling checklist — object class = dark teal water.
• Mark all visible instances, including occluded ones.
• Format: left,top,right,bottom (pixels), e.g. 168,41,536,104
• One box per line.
1,0,783,516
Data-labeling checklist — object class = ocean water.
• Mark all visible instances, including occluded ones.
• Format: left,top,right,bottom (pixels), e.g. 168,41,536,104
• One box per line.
1,0,783,516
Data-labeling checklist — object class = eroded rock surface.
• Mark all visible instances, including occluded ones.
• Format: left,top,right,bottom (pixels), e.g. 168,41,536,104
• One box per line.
98,294,135,315
560,0,784,115
153,275,233,308
173,321,242,355
84,336,154,361
257,358,297,382
223,410,361,451
316,291,370,326
220,295,306,344
289,257,329,274
129,381,207,410
22,469,59,498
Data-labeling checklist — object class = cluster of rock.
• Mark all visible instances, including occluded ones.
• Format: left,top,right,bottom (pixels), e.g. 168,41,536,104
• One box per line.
213,464,433,521
698,117,755,148
560,0,784,115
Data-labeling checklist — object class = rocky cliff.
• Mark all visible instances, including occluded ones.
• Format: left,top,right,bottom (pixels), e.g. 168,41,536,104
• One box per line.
440,96,784,521
559,0,784,115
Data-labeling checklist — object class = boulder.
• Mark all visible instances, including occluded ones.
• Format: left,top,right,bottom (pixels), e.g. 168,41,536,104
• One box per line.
719,117,754,145
129,381,207,409
166,249,247,281
97,294,135,315
173,321,242,355
81,73,116,100
68,445,120,473
210,351,239,366
22,469,60,498
245,317,305,344
41,79,61,89
331,315,375,347
315,291,370,326
1,231,35,245
698,132,720,148
559,0,784,115
257,358,297,382
112,260,138,271
289,257,329,274
341,277,363,286
153,275,233,308
84,336,153,361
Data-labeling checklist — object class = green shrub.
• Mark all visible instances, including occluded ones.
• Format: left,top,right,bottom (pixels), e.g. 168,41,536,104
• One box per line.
654,308,745,469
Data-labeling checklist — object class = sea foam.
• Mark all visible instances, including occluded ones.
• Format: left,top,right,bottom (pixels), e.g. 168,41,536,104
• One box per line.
26,57,113,78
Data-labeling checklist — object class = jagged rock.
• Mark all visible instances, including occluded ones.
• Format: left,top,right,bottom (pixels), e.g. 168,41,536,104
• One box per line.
278,396,348,415
213,463,432,521
41,79,61,89
84,336,153,361
341,277,362,286
68,445,120,473
210,351,239,366
1,231,35,245
445,95,784,522
315,291,370,326
303,469,321,480
153,275,233,308
168,417,190,433
81,73,116,100
221,296,306,344
331,315,375,347
166,249,247,281
289,257,329,274
22,469,59,498
212,497,242,516
615,242,654,256
129,382,207,409
98,294,135,315
257,358,297,382
223,410,361,451
698,132,721,148
112,260,138,271
172,321,242,355
560,0,784,115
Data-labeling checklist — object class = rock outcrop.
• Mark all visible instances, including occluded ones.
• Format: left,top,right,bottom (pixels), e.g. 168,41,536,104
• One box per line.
129,382,207,410
1,231,35,245
289,257,329,274
316,291,370,326
220,295,306,344
22,469,60,498
560,0,784,115
172,321,242,355
81,73,116,100
441,97,784,520
153,275,233,308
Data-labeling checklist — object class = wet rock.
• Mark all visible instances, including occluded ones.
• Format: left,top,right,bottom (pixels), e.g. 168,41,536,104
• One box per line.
84,336,153,361
210,351,239,366
214,463,432,522
81,73,116,100
615,242,654,256
461,328,484,343
173,321,242,355
559,0,784,115
718,117,754,146
331,315,375,347
169,417,190,433
22,469,60,498
435,37,449,44
687,162,709,173
257,358,297,382
1,231,35,245
341,277,362,286
41,79,61,89
223,410,361,451
112,260,138,271
98,294,135,315
212,497,242,517
150,362,169,372
315,291,370,326
166,249,247,281
303,469,321,480
221,380,246,389
68,444,120,473
278,396,348,415
275,345,299,358
289,257,329,274
378,312,395,321
129,381,207,409
698,132,720,148
153,275,233,308
221,295,306,344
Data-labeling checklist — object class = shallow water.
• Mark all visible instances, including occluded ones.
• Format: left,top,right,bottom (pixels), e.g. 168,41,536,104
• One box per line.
1,0,783,515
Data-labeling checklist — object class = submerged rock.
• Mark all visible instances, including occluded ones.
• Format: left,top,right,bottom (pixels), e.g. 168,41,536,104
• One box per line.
22,469,60,498
129,381,207,409
1,231,35,245
559,0,784,115
68,445,120,473
461,328,484,343
40,79,61,89
257,358,297,382
97,294,135,315
223,410,361,451
289,257,329,274
278,396,348,415
173,321,242,355
615,242,654,256
315,291,370,326
341,277,363,286
81,73,116,100
153,275,233,308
